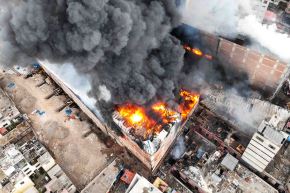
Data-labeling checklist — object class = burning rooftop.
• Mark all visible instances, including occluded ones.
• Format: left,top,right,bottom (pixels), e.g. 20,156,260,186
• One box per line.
113,90,199,155
41,64,199,172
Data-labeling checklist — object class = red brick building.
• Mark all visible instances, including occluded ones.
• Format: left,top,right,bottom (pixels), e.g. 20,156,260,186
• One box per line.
201,33,289,98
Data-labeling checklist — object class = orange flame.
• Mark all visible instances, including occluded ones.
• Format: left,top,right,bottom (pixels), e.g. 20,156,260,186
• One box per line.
115,90,199,135
192,48,203,56
183,45,213,60
179,90,200,119
152,102,179,124
117,104,153,129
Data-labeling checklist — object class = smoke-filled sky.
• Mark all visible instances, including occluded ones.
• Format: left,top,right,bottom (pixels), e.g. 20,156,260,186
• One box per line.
0,0,289,124
0,0,187,108
182,0,290,62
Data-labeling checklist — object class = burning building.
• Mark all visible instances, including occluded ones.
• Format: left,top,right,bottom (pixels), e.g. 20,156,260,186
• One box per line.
2,0,289,183
174,24,290,99
42,65,199,172
0,0,203,172
112,90,199,156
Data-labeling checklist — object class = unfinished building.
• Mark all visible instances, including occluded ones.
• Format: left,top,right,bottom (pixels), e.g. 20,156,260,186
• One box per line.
41,65,199,172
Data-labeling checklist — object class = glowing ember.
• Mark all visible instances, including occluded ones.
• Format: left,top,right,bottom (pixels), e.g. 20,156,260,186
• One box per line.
115,90,199,136
191,48,203,56
183,45,213,60
183,45,203,56
183,45,192,52
204,54,213,60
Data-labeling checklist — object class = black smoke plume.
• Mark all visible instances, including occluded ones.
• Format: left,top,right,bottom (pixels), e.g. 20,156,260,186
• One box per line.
0,0,186,108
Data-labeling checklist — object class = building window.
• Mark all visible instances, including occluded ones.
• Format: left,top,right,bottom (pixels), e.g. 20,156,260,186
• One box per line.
256,136,264,142
268,144,276,150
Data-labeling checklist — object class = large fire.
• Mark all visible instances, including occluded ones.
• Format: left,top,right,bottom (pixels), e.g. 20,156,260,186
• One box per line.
116,104,155,130
152,102,179,122
115,90,199,136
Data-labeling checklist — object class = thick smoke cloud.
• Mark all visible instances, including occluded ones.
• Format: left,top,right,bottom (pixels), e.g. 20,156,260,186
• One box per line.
238,15,290,61
0,0,185,108
181,0,252,37
182,0,290,62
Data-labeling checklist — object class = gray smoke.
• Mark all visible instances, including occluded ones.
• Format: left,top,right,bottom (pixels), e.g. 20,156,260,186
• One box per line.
0,0,185,109
171,136,186,160
181,0,252,37
182,0,290,62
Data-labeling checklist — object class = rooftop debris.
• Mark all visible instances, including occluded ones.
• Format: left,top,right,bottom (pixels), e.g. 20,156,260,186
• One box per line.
114,90,199,138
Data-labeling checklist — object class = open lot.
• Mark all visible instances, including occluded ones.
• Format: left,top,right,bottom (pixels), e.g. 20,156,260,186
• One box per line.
0,71,116,189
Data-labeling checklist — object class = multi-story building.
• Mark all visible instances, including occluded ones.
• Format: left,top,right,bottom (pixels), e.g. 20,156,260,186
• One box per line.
251,0,272,22
0,136,76,193
252,0,290,22
0,89,22,137
0,86,76,193
242,115,289,172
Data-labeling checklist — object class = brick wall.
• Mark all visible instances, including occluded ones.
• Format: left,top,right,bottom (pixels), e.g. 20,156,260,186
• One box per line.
200,31,289,98
218,39,289,97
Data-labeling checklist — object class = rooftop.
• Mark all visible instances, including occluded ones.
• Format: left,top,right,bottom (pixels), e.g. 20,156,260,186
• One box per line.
125,174,162,193
215,163,279,193
81,159,121,193
221,153,239,171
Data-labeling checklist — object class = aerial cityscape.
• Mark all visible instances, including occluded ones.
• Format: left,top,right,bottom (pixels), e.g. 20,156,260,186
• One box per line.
0,0,290,193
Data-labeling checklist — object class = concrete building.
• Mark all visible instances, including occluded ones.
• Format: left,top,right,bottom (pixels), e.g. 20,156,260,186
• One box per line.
0,89,22,133
197,31,290,99
242,132,281,172
221,153,239,171
0,144,24,178
125,174,162,193
0,88,32,147
252,0,272,22
11,176,38,193
242,116,288,172
175,25,290,99
41,64,199,172
251,0,289,22
46,165,76,193
0,135,76,193
81,160,121,193
171,150,279,193
219,39,289,96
